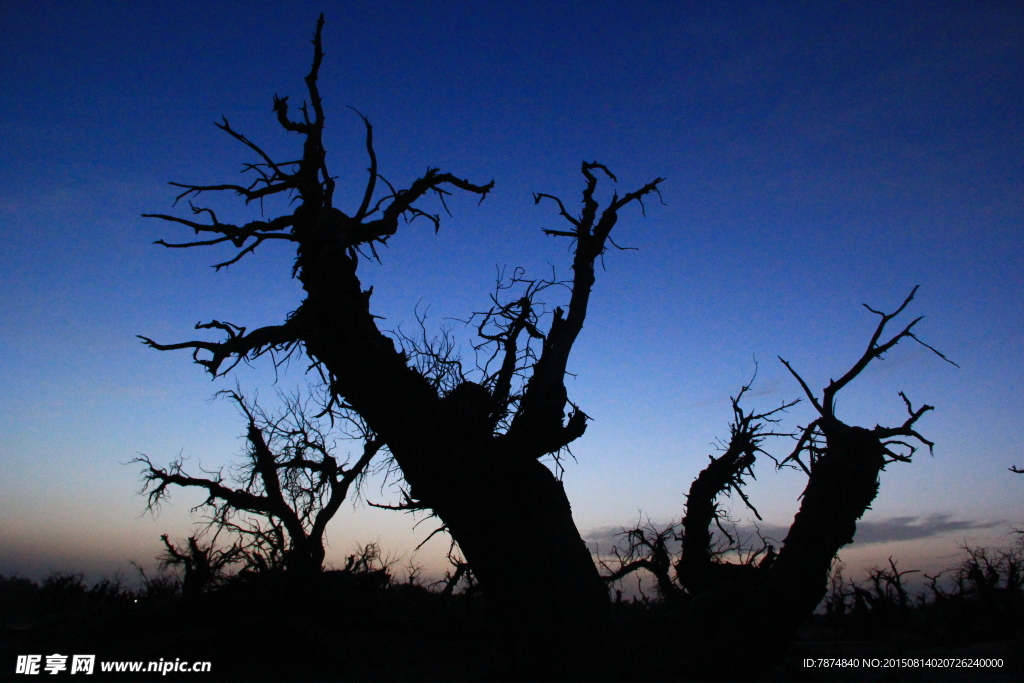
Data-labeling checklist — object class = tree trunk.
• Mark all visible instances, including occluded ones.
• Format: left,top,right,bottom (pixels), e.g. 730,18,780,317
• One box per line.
673,291,945,679
142,21,660,660
298,240,610,660
431,456,609,648
682,422,889,679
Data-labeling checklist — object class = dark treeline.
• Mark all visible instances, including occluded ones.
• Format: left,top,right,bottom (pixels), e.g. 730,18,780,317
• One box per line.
0,549,494,682
818,535,1024,648
2,533,1022,681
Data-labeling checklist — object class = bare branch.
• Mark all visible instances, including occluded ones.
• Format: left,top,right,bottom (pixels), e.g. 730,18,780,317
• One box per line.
167,179,295,204
368,489,428,512
778,420,819,476
533,192,582,229
215,116,289,181
349,107,378,222
134,454,275,519
872,391,935,456
503,164,663,458
778,357,824,415
138,319,302,377
145,211,296,268
347,168,493,247
310,436,382,543
823,287,956,414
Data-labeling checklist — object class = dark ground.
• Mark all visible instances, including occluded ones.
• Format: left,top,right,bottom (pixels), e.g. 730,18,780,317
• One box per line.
2,572,1021,682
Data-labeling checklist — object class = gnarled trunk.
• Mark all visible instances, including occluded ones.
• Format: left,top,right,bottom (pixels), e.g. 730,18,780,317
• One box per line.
432,455,609,655
683,423,889,677
298,243,610,654
674,290,946,680
142,17,661,663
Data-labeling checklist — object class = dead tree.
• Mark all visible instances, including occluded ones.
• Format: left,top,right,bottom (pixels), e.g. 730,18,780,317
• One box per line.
599,291,953,678
136,389,381,575
601,517,681,603
600,380,787,605
678,287,956,677
675,380,792,598
140,14,662,654
158,533,243,600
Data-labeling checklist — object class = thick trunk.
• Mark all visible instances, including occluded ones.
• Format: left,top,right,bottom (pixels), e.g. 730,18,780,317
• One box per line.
297,244,609,660
746,423,885,636
282,537,325,576
682,422,887,678
678,444,756,596
403,443,611,671
431,455,609,645
145,24,659,667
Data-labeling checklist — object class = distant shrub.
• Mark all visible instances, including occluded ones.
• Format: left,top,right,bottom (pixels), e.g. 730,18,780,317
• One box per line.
0,575,40,624
822,532,1024,644
38,572,87,614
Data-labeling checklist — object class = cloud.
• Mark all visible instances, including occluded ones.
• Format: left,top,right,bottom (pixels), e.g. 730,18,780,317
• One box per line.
584,524,648,550
583,513,1006,554
849,514,1005,545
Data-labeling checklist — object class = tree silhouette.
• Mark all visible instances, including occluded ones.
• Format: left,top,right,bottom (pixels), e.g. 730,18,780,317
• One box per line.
140,14,662,658
602,288,955,678
139,16,962,676
157,533,243,600
136,388,380,576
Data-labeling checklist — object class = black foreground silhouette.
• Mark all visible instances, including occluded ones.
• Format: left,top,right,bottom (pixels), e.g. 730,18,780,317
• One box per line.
17,14,1004,681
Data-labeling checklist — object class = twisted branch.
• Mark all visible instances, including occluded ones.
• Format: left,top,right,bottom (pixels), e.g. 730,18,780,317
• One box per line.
138,319,301,377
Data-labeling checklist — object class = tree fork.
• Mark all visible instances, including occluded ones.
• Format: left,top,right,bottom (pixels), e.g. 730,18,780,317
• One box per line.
681,289,955,678
141,15,661,661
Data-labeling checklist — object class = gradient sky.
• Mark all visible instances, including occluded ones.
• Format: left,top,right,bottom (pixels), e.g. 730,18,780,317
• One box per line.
2,1,1022,587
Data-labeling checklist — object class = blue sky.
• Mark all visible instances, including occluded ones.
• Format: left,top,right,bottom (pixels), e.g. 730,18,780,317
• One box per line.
1,1,1021,584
